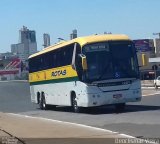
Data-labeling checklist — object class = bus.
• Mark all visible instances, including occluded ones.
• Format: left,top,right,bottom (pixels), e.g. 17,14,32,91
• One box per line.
29,34,141,112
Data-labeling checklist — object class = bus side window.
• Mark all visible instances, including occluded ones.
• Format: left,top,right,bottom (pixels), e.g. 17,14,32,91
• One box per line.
60,48,67,66
49,51,56,68
75,44,83,81
75,43,81,67
36,56,41,71
56,49,62,67
53,53,56,68
63,44,74,66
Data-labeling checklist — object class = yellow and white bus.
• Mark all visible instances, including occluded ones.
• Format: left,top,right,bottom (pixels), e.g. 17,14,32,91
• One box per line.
29,34,141,112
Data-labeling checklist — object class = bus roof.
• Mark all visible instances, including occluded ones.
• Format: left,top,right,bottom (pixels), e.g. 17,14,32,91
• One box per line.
29,34,131,59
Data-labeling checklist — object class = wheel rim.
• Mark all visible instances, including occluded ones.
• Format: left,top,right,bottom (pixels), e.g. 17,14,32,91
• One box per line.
72,97,80,112
73,99,78,110
43,100,46,108
40,95,46,110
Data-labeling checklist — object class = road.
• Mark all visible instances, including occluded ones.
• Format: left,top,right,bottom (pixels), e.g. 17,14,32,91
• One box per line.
0,81,160,139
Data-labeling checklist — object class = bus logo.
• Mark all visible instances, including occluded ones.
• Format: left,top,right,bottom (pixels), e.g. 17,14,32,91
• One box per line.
113,94,122,99
51,70,66,77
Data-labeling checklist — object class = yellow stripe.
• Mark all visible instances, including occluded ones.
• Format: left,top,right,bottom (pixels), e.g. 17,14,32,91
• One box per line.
29,65,78,83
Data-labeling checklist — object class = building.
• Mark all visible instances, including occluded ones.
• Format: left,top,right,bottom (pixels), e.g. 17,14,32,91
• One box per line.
134,39,155,66
43,33,50,48
133,39,156,80
0,52,17,60
11,26,37,62
0,56,22,80
70,29,77,40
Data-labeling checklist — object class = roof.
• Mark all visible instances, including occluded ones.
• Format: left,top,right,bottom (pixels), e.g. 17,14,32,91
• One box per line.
29,34,131,59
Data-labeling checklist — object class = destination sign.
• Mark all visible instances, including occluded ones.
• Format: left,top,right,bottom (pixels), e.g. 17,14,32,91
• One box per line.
85,44,110,52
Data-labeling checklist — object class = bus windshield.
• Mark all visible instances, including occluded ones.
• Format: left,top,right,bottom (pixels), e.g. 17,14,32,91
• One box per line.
82,41,139,82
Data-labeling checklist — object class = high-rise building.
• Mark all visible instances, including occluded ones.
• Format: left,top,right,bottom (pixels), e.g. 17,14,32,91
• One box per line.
70,29,77,40
19,26,36,43
11,26,37,62
43,33,50,48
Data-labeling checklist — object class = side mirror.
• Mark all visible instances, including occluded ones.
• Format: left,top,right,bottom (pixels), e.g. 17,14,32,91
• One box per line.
142,53,148,66
137,53,148,67
82,56,88,71
79,54,88,71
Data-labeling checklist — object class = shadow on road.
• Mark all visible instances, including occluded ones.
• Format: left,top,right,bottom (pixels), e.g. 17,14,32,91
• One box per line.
38,104,160,115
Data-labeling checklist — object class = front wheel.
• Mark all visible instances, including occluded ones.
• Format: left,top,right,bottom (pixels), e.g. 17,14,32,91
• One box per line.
72,94,81,113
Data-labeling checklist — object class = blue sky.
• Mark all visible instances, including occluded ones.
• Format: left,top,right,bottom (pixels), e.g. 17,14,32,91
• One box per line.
0,0,160,52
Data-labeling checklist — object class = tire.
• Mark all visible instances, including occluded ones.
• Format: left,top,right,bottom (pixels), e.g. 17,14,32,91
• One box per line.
39,93,48,110
37,92,40,104
115,103,126,112
72,93,80,113
155,84,158,89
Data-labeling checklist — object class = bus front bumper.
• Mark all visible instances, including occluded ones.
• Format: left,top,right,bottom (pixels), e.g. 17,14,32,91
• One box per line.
79,89,142,107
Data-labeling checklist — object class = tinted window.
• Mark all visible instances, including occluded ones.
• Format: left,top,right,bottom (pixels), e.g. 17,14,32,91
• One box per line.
29,43,75,73
82,41,139,82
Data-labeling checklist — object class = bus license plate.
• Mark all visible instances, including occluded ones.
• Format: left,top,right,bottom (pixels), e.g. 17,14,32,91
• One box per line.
113,94,122,99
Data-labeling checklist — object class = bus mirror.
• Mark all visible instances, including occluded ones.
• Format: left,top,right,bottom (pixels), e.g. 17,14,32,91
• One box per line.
138,53,148,67
81,55,88,71
142,54,148,66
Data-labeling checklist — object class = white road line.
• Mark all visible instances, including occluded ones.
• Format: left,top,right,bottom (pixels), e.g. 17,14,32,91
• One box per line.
7,113,158,143
8,113,134,138
0,80,28,83
142,93,160,97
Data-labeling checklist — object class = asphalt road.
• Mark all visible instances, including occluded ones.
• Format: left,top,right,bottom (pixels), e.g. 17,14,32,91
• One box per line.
0,81,160,139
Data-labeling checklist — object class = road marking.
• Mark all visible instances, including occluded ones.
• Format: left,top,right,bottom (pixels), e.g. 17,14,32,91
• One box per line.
141,87,155,89
142,92,160,97
7,113,158,143
8,113,134,138
0,80,28,83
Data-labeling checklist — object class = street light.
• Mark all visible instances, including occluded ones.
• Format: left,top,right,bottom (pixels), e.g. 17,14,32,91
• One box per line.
58,38,66,41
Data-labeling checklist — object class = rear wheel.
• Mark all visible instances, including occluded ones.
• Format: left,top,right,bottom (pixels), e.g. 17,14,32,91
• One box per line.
39,93,48,110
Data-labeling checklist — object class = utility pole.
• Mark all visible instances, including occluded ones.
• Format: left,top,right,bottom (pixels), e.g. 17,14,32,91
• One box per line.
153,33,160,39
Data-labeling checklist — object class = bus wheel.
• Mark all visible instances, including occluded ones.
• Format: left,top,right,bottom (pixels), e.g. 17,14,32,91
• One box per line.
115,103,126,112
37,92,40,104
72,93,80,113
39,93,47,110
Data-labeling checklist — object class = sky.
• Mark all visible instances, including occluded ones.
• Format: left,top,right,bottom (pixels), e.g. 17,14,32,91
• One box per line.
0,0,160,52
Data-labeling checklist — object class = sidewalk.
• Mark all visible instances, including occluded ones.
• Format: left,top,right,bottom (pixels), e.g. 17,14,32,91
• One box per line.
0,112,134,144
